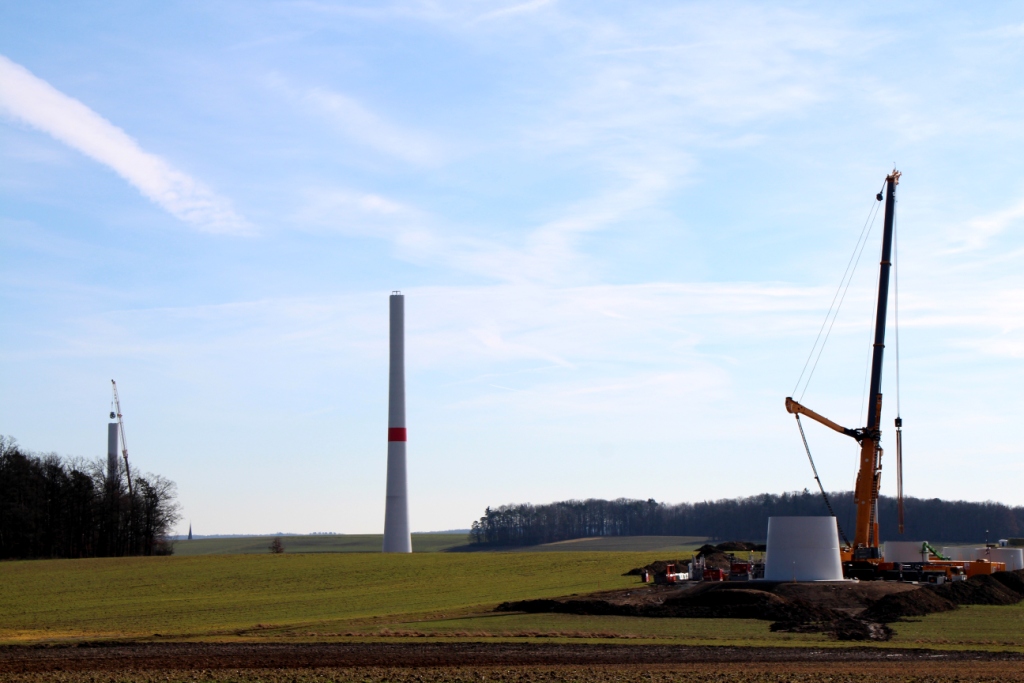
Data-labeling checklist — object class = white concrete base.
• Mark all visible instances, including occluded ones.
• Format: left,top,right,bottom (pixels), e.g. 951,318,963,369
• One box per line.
764,516,844,582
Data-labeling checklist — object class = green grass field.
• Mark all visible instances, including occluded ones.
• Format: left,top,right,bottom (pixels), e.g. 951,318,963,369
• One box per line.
170,534,706,556
1,552,1021,651
501,536,707,553
171,534,470,555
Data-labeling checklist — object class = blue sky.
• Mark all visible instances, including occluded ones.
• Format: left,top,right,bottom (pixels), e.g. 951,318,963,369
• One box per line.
2,2,1023,535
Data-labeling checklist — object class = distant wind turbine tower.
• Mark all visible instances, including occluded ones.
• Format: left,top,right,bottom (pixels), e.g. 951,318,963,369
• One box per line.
106,417,119,484
383,291,412,553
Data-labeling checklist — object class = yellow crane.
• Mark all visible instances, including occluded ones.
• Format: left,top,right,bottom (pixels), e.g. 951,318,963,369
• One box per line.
786,170,904,562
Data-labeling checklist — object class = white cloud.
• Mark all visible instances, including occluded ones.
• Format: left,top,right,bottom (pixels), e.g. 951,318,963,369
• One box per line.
0,54,250,235
954,198,1024,252
473,0,554,23
268,74,441,166
303,87,441,165
293,187,424,235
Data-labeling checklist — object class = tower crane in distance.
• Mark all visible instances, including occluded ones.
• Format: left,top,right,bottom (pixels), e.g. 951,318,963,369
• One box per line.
110,380,134,499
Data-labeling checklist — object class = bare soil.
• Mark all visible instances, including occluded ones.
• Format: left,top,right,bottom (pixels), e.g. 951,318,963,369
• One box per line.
5,663,1024,682
499,579,916,619
1,641,1023,674
499,570,1024,641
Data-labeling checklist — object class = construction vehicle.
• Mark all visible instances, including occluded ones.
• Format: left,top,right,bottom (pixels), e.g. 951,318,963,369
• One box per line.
728,561,753,581
728,558,765,581
702,568,726,581
785,195,1008,582
785,171,905,575
653,563,690,584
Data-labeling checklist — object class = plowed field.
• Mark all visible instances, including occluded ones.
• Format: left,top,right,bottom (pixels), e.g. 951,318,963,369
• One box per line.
2,642,1024,682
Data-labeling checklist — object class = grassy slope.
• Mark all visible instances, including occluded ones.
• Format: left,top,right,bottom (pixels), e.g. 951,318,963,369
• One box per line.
1,552,1021,651
171,535,707,556
891,603,1024,649
0,552,655,642
502,536,707,553
171,534,469,556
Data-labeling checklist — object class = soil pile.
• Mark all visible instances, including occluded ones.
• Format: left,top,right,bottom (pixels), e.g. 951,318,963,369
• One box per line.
694,545,732,571
863,570,1024,623
772,580,918,613
710,541,766,552
861,587,956,622
934,573,1023,606
992,569,1024,595
770,616,894,641
498,583,881,640
500,569,1024,642
660,588,802,620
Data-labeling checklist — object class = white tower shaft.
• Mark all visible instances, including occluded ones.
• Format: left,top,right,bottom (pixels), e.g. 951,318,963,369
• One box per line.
383,293,412,553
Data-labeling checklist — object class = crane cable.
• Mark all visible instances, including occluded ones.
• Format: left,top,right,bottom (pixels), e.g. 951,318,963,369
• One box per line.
893,197,905,534
789,182,888,548
795,414,851,547
792,180,887,401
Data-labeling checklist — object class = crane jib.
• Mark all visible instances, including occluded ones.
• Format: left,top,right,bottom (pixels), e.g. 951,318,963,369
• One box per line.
866,172,899,431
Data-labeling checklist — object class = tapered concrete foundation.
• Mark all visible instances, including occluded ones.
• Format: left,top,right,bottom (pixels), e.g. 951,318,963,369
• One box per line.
107,422,120,484
383,292,412,553
764,516,843,581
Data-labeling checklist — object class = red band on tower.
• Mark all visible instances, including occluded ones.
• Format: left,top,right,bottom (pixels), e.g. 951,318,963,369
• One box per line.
388,427,407,442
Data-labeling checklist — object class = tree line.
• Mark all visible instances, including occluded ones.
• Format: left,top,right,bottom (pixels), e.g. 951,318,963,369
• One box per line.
469,491,1024,547
0,435,180,560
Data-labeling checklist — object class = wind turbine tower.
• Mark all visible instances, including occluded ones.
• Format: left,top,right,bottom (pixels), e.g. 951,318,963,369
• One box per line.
382,291,412,553
106,417,119,483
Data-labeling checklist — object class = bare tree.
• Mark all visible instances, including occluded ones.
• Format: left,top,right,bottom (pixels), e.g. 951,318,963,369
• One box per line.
0,435,181,560
269,536,284,554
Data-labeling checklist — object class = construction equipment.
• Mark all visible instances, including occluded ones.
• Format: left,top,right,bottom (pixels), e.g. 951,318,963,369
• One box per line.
653,563,691,584
786,170,904,563
702,568,726,582
110,380,134,499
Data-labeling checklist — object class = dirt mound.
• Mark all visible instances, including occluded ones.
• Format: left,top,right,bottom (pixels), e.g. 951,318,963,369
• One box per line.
659,588,797,620
830,618,894,641
771,616,893,641
861,587,957,622
992,569,1024,596
933,573,1023,606
862,571,1024,623
712,541,766,552
772,579,918,611
664,588,784,609
501,584,846,632
693,547,732,571
503,571,1024,642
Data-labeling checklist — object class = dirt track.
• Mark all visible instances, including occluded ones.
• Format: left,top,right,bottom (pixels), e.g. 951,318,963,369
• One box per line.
2,642,1023,673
